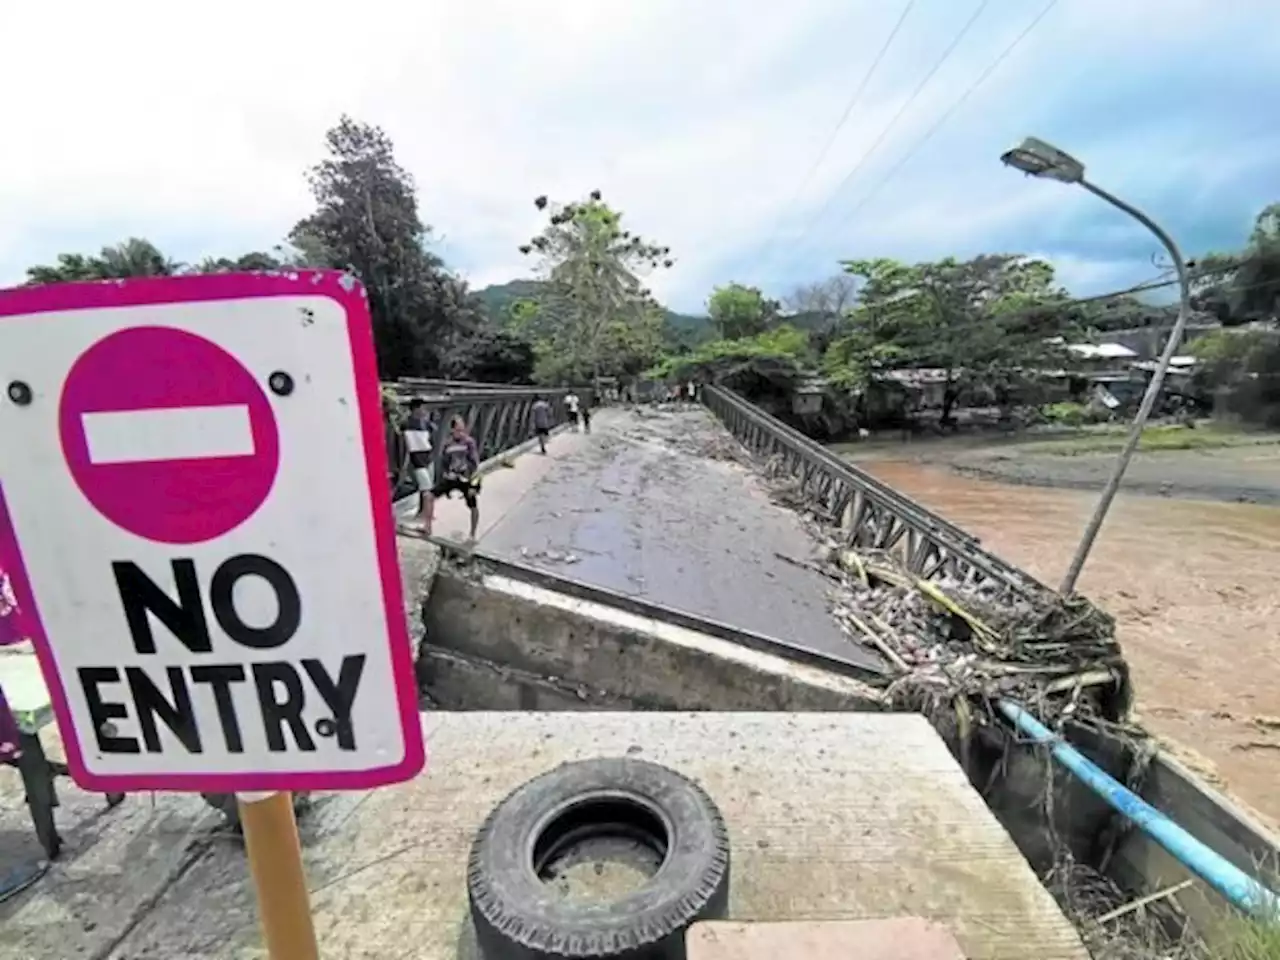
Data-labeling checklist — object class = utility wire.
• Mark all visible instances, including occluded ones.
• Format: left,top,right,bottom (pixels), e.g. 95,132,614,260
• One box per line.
781,0,991,259
755,0,917,267
843,0,1059,220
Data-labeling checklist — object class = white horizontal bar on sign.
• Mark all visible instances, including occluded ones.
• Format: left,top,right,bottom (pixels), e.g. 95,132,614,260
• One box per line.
82,405,255,465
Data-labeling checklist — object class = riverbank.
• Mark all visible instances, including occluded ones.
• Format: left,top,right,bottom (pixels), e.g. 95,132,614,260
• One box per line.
836,422,1280,504
837,433,1280,829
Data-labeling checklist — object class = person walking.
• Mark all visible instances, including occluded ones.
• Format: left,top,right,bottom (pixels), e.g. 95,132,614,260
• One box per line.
580,393,592,434
423,416,482,542
531,394,552,454
564,390,581,431
402,397,436,519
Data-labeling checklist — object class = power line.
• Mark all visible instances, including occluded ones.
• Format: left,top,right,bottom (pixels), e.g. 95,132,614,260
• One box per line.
780,0,992,260
755,0,918,266
843,0,1058,220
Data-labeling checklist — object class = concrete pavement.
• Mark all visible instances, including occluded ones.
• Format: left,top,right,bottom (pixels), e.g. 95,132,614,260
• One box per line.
10,713,1086,959
468,406,880,667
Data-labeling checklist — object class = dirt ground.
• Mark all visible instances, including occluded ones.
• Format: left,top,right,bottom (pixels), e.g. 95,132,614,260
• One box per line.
949,441,1280,505
842,436,1280,829
837,425,1280,505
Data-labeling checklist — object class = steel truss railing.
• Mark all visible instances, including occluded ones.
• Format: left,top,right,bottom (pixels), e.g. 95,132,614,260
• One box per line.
701,385,1047,598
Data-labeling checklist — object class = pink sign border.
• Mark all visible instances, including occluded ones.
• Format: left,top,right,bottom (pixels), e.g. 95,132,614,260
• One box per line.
0,271,426,793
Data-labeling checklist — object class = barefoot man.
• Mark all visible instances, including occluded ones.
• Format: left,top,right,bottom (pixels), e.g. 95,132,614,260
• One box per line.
403,397,436,519
532,394,552,454
423,416,482,541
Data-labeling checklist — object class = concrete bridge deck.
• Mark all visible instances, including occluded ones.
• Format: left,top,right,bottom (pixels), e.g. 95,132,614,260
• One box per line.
0,403,1089,958
409,405,882,671
1,714,1088,959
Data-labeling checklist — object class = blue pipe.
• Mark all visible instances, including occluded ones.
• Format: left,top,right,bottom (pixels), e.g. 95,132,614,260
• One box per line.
998,699,1280,919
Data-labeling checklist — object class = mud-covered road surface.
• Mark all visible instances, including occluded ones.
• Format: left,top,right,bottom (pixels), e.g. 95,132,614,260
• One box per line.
477,406,883,670
849,454,1280,828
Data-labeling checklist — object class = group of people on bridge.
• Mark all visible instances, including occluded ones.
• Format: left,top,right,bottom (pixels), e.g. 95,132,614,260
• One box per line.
399,390,590,542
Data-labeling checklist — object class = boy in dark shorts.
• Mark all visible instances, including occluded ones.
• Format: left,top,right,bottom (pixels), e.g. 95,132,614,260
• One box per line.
531,394,552,453
423,416,482,541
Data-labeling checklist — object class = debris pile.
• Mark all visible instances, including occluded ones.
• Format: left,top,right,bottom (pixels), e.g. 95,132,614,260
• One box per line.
1044,853,1204,960
751,442,1132,731
626,407,754,463
817,542,1130,730
759,453,812,509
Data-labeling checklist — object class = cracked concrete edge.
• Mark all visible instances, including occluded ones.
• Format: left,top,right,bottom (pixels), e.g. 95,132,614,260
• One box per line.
395,532,441,654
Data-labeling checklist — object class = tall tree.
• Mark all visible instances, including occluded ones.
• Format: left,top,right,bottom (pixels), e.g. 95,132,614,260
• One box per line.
290,115,469,377
195,250,287,274
516,191,672,383
442,327,537,383
825,255,1069,424
1188,203,1280,326
707,283,779,340
1228,203,1280,322
784,274,859,324
27,238,179,285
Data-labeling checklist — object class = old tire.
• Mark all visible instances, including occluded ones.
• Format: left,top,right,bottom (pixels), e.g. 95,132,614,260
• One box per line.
468,757,730,960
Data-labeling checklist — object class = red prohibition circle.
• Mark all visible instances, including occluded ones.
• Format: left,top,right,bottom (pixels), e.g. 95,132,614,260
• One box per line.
59,326,280,544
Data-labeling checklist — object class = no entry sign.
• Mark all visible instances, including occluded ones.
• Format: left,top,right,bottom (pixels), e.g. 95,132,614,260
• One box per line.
0,272,424,793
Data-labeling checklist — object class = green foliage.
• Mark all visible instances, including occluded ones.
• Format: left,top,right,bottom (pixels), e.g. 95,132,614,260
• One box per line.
515,191,672,384
1040,402,1111,427
660,309,715,351
1214,908,1280,960
290,115,481,378
1041,402,1090,426
822,254,1072,420
707,283,779,340
1188,328,1280,425
1019,421,1274,456
194,251,288,273
1190,205,1280,326
1191,328,1272,386
474,279,548,325
26,238,180,284
646,323,810,384
442,327,536,383
1077,294,1176,333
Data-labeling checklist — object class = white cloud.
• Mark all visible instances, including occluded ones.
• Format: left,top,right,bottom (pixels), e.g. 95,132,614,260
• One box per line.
3,0,1278,313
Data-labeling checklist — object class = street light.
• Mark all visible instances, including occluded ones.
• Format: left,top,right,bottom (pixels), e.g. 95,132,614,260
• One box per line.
1000,137,1193,597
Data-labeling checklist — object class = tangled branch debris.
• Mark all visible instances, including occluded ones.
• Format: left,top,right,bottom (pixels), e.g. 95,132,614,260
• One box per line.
1046,854,1204,960
750,444,1134,734
825,545,1129,725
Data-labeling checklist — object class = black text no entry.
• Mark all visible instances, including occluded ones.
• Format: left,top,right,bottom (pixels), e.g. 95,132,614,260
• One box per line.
0,276,424,792
77,553,368,757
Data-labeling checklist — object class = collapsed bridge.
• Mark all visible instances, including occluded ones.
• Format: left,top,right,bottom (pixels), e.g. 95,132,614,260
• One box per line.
11,378,1272,958
385,378,1279,950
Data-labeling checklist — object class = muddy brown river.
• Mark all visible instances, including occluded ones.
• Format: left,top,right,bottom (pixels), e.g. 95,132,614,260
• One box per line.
857,459,1280,828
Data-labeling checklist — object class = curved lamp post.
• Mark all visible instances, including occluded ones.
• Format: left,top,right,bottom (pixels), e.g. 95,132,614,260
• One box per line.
1000,138,1192,596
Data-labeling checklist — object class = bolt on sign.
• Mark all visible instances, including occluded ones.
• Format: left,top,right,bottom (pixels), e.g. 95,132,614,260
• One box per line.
0,272,425,793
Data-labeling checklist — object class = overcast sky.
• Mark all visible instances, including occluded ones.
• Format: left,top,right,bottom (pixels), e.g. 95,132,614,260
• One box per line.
3,0,1278,313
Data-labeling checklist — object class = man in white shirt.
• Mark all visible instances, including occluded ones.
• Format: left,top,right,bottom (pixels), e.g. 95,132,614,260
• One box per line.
564,392,581,431
402,397,436,518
